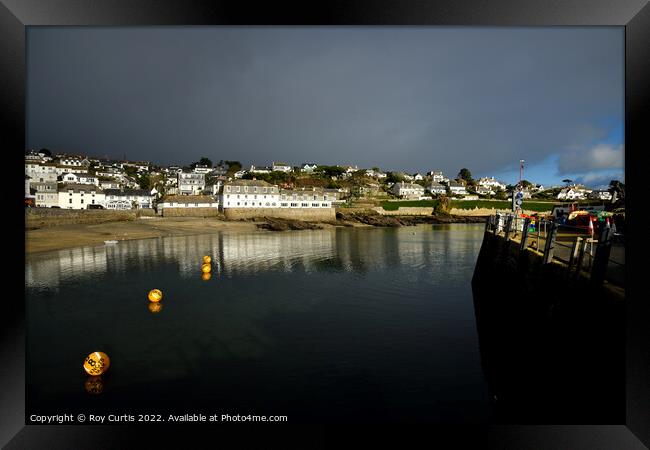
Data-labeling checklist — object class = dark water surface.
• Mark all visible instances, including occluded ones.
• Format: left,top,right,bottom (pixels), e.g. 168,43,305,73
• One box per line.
26,224,491,423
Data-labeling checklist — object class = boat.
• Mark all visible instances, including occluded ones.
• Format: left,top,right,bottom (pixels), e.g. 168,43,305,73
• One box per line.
104,240,119,244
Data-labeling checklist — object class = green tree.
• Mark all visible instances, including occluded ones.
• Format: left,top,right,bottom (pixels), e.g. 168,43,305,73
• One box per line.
137,173,151,190
39,148,51,156
386,172,405,184
457,168,473,183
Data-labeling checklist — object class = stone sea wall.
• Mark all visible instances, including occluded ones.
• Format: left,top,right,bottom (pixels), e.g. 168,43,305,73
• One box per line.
26,208,154,227
161,208,221,217
224,207,335,221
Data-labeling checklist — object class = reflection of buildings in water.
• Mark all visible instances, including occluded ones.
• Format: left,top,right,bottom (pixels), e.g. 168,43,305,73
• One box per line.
26,246,108,291
219,230,337,276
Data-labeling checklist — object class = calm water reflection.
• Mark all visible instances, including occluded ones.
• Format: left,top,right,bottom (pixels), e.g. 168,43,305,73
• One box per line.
26,224,488,423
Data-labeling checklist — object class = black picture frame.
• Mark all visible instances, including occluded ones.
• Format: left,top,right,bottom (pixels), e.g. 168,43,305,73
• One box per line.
4,1,648,448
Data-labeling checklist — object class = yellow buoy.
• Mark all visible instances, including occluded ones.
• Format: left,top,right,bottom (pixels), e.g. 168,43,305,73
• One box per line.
84,376,104,395
148,289,163,302
203,255,212,264
83,351,110,376
201,272,212,281
148,302,163,313
201,263,211,273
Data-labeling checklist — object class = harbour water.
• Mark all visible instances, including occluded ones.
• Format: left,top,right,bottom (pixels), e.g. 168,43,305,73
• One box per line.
26,224,491,423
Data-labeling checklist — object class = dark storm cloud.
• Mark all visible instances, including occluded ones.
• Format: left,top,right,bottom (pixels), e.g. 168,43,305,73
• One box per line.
27,27,623,176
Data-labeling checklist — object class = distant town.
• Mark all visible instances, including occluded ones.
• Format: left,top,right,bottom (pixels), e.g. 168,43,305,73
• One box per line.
24,148,621,214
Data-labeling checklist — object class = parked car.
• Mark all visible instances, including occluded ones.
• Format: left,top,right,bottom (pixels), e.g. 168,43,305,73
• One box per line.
87,204,105,209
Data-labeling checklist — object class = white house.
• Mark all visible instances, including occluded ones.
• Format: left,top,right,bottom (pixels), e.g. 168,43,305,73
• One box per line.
104,189,155,209
428,181,447,195
477,177,507,191
158,195,219,211
221,180,281,208
60,172,99,185
448,181,468,196
221,180,334,209
192,164,212,174
178,172,205,195
412,173,424,181
557,188,586,200
428,171,449,184
588,190,613,201
32,182,59,208
99,180,121,190
249,165,271,174
233,170,247,179
272,162,293,173
58,157,89,168
301,163,318,173
389,182,425,199
25,162,59,183
58,184,105,209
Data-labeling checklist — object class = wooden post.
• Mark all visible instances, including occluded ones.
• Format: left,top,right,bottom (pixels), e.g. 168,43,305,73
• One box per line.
493,213,500,235
520,218,531,251
504,215,513,240
542,222,558,264
484,215,491,232
591,225,612,285
574,238,588,279
567,236,582,274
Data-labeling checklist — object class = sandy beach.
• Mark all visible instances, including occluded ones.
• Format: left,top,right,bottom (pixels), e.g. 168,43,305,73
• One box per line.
25,217,268,254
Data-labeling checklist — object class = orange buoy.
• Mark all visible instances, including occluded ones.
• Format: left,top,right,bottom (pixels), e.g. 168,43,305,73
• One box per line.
83,351,110,376
203,255,212,264
201,272,212,281
148,289,163,302
148,302,163,313
84,376,104,394
201,263,211,273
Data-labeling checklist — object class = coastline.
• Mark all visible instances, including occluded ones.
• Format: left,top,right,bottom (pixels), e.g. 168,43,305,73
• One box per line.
25,212,487,255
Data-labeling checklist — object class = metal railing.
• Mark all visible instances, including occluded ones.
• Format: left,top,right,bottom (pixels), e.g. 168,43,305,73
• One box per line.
485,213,624,287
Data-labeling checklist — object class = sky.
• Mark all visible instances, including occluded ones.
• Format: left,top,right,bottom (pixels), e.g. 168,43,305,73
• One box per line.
27,27,624,189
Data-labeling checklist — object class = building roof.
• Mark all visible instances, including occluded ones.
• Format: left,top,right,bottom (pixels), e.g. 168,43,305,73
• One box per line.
162,195,216,204
393,182,424,189
104,189,151,197
225,179,274,187
60,183,102,193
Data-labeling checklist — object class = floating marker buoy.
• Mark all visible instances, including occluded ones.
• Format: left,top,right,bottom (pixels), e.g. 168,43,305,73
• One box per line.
84,376,104,394
148,289,163,303
83,351,110,376
203,255,212,264
201,272,212,281
201,263,211,273
148,302,163,313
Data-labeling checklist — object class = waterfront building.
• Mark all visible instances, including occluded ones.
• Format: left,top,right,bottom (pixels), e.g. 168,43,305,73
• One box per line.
588,190,613,201
58,184,105,209
390,182,425,199
178,172,205,195
157,195,219,213
221,179,280,208
32,182,59,208
104,188,155,209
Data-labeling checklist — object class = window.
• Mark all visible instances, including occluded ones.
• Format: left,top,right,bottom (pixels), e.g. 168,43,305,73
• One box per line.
291,203,298,207
69,199,73,204
81,199,84,204
302,203,308,207
312,203,319,207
